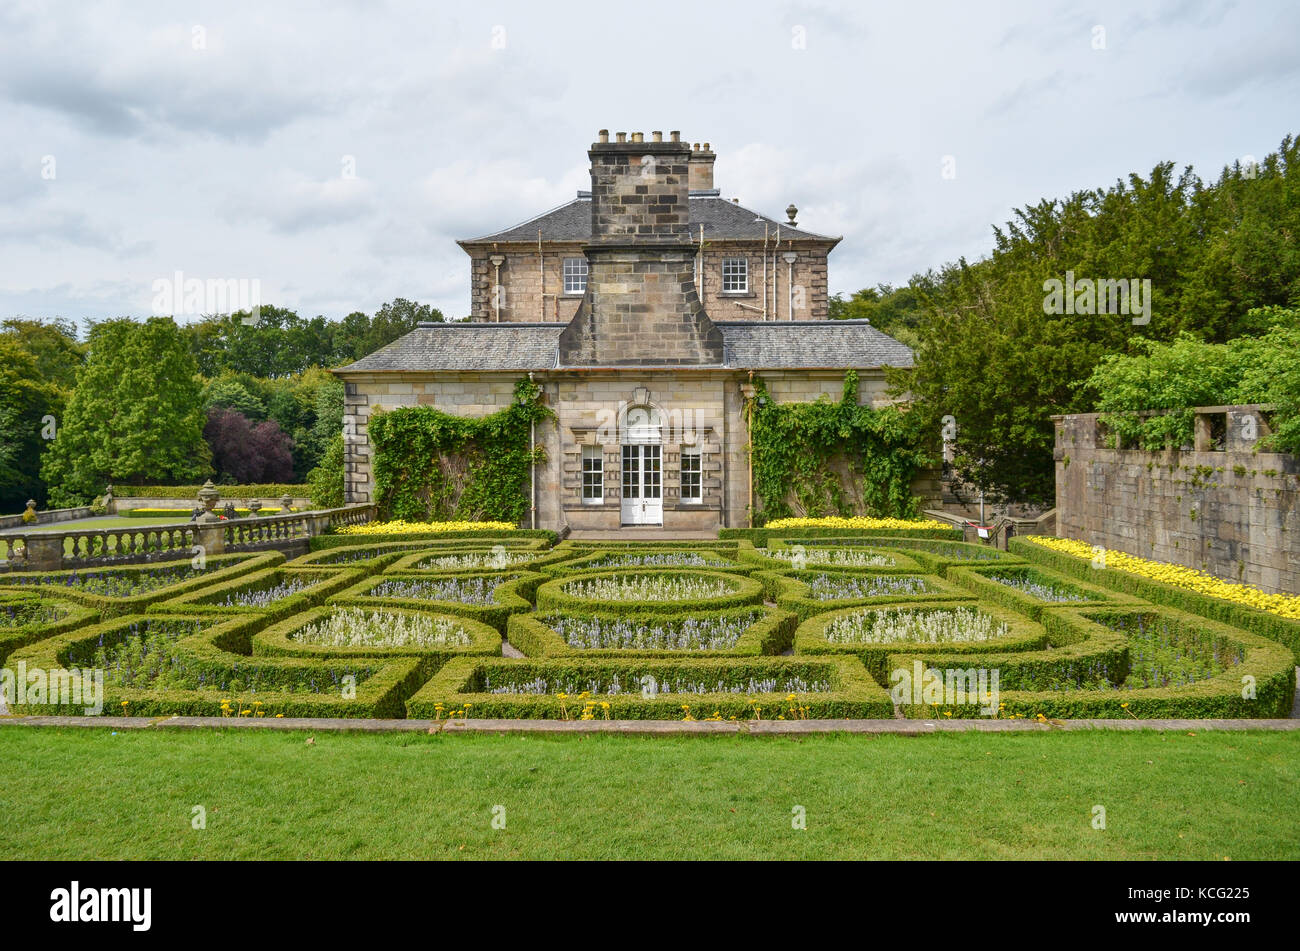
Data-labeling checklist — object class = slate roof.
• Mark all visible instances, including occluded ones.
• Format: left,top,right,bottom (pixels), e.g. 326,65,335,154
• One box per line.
335,320,912,373
458,196,839,245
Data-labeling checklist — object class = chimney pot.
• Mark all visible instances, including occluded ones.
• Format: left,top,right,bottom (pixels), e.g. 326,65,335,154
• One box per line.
598,129,609,143
670,130,680,142
616,132,626,143
703,142,711,151
652,130,662,142
631,132,643,143
693,143,700,151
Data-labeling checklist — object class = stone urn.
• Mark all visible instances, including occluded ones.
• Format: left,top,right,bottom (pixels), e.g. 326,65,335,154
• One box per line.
280,494,293,514
248,499,263,518
196,480,222,523
21,499,37,524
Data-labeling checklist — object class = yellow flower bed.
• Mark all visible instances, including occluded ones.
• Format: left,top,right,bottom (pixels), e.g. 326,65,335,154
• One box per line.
763,515,953,531
1027,537,1300,620
335,519,517,536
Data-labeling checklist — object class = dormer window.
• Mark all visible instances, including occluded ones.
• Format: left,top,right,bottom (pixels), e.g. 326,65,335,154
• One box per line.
563,257,588,294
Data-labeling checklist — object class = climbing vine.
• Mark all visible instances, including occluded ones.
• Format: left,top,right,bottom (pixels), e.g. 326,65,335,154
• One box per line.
369,379,552,524
749,370,930,523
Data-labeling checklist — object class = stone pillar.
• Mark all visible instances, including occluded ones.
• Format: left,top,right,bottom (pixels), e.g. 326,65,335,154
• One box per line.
24,534,64,571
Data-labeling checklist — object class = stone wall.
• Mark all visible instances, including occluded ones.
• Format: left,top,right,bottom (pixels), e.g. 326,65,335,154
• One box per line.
1055,407,1300,594
340,367,931,532
695,244,832,322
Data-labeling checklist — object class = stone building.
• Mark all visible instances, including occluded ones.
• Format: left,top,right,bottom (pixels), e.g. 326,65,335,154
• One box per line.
458,133,839,323
335,130,916,533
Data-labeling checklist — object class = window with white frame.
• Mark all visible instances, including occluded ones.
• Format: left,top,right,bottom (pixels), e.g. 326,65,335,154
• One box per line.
721,257,748,293
680,448,702,502
563,257,588,294
581,445,603,502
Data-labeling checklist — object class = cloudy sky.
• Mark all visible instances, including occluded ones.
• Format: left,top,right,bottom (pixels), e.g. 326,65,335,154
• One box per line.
1,0,1296,330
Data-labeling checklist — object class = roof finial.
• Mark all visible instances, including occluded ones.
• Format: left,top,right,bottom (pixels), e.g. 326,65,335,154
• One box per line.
786,203,798,226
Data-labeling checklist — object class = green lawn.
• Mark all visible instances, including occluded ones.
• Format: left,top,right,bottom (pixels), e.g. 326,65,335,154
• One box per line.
0,516,194,559
1,728,1296,859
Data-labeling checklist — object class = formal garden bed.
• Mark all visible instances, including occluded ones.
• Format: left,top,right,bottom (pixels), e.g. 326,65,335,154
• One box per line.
0,528,1294,720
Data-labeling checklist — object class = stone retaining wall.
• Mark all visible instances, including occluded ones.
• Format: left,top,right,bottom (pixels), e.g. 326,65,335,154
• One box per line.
1055,407,1300,593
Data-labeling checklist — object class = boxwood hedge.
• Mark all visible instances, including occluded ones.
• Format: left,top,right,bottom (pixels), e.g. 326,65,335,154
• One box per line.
719,526,963,545
506,604,797,658
539,548,753,577
326,570,547,633
311,528,558,549
251,604,501,665
10,612,426,718
893,606,1295,719
0,552,282,618
407,654,894,719
945,564,1147,622
795,600,1050,682
734,539,927,573
0,593,101,666
1009,536,1300,660
534,569,765,615
149,567,366,620
752,568,976,622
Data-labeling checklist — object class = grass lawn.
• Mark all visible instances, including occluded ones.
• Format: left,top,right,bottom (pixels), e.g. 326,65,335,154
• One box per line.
0,516,196,559
1,728,1296,860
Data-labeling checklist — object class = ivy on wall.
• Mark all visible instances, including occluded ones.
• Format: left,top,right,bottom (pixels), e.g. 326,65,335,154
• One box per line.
369,379,551,524
749,370,930,523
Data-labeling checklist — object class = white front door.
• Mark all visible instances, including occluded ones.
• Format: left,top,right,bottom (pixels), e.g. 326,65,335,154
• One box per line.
621,444,662,525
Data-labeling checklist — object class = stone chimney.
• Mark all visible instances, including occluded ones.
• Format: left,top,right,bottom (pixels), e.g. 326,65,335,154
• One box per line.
688,142,716,192
559,132,722,366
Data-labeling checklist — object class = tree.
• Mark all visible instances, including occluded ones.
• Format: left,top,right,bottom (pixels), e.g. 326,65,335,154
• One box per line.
203,408,295,483
40,318,211,505
0,339,65,511
307,433,345,508
201,375,267,420
1,318,83,391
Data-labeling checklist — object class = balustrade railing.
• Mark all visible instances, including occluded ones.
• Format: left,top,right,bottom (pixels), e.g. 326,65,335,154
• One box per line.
0,503,375,571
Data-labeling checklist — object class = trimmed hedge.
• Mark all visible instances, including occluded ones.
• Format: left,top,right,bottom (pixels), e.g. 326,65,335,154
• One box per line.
720,525,963,545
251,605,501,665
407,654,894,719
312,528,558,549
753,568,976,622
1010,536,1300,660
385,546,574,575
893,606,1296,719
10,612,426,718
326,570,547,633
507,604,797,658
795,600,1049,682
286,538,544,571
534,569,765,615
539,548,754,577
946,564,1146,622
125,507,287,518
0,552,283,618
551,539,742,552
119,484,308,500
0,593,101,666
149,567,366,620
735,539,927,573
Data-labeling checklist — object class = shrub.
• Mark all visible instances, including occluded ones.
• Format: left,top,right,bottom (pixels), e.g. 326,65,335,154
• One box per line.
326,570,546,633
507,605,796,658
407,655,894,719
149,567,364,620
534,570,764,615
252,605,500,664
753,568,975,621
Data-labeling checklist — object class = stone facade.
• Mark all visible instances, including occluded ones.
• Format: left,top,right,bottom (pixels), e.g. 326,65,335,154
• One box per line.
459,132,839,323
336,130,918,534
340,368,901,531
1054,406,1300,594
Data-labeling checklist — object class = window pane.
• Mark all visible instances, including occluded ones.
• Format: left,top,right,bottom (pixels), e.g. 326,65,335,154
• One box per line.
563,257,588,294
722,257,748,292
